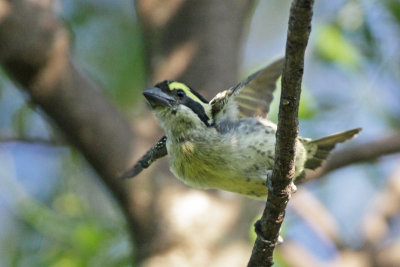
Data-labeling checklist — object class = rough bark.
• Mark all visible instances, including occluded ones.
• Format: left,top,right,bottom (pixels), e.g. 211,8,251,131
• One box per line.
248,1,315,266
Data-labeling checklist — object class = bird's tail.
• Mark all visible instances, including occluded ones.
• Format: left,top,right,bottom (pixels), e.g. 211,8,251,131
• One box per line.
302,128,362,170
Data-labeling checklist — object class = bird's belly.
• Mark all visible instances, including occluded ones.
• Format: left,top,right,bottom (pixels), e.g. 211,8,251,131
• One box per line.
167,133,307,200
171,161,270,199
168,141,273,199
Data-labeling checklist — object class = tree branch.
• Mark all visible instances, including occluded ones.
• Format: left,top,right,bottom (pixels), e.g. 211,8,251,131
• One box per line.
0,0,141,260
0,136,64,146
304,132,400,181
248,1,314,266
0,0,257,264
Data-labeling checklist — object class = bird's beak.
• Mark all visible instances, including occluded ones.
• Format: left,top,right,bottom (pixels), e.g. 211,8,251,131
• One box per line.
143,87,175,108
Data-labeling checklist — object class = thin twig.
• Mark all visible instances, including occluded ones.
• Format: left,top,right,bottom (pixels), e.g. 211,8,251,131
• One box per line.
248,0,315,266
0,136,65,146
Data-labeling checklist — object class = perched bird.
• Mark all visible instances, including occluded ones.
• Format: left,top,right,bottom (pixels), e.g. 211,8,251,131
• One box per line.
121,58,361,200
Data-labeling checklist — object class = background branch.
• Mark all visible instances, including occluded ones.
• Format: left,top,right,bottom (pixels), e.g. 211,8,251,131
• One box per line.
248,0,314,266
0,0,141,259
0,0,257,264
305,132,400,181
0,136,64,146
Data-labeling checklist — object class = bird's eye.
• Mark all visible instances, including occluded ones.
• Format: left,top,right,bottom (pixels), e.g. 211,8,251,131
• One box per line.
176,89,185,98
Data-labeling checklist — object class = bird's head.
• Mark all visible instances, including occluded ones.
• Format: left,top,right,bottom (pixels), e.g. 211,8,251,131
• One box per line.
143,81,212,136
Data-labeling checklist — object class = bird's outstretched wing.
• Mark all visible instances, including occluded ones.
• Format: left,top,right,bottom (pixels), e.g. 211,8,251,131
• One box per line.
119,136,167,179
210,57,284,119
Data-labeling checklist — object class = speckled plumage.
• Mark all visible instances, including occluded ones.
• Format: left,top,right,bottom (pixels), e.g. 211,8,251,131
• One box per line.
155,103,308,200
121,59,361,200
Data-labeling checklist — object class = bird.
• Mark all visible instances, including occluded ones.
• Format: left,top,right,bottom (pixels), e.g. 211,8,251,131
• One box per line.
120,58,361,200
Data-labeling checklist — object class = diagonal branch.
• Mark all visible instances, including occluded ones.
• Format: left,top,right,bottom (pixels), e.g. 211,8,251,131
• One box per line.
0,136,65,146
0,0,141,259
248,0,315,266
304,132,400,181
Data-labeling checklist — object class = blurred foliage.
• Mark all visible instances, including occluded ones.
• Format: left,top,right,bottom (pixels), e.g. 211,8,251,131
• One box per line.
384,0,400,22
0,2,139,257
61,0,146,110
315,24,362,68
267,80,317,123
0,148,132,266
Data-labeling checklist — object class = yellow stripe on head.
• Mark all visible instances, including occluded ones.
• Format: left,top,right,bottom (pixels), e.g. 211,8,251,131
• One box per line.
168,81,212,125
169,82,206,104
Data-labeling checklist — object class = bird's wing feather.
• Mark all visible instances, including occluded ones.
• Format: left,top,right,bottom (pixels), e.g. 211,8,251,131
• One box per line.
210,58,284,119
119,136,167,179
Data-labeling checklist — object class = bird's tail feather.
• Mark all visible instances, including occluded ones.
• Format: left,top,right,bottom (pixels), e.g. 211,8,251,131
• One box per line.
303,128,361,170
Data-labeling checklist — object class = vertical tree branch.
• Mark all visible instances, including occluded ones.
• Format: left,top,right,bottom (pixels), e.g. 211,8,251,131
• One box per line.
248,1,314,266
